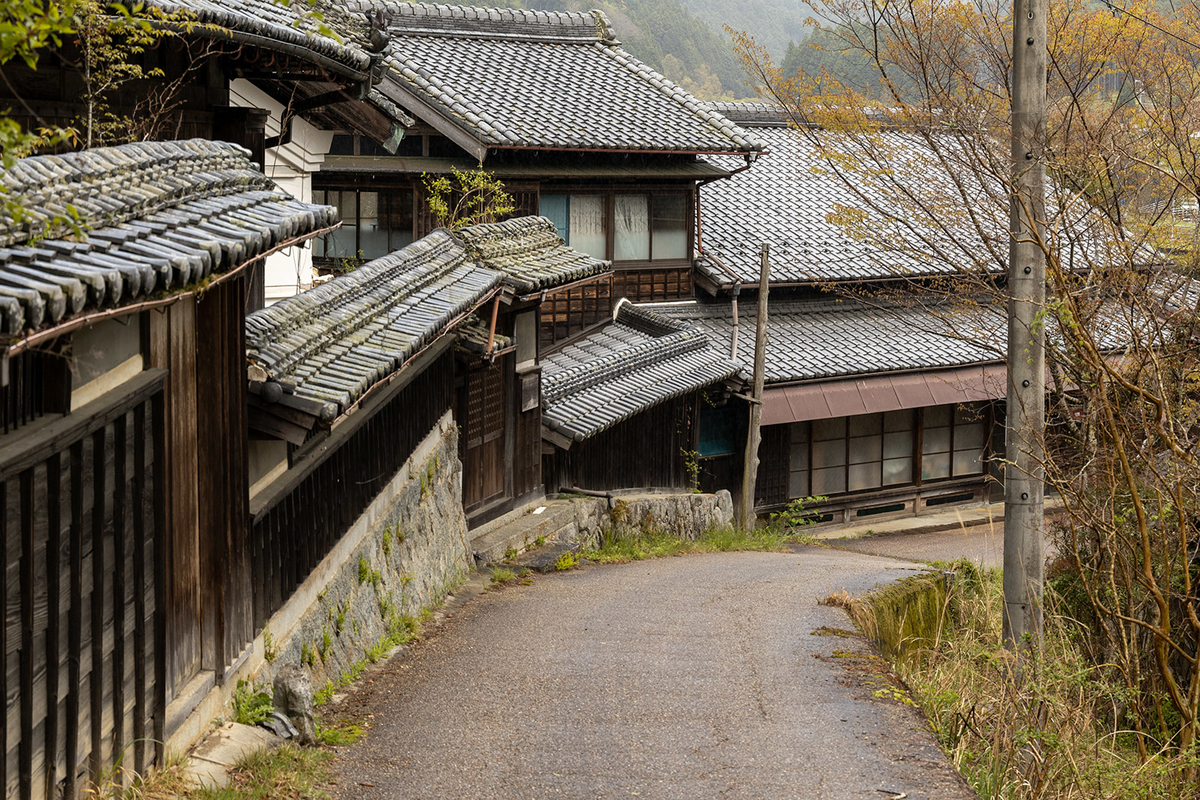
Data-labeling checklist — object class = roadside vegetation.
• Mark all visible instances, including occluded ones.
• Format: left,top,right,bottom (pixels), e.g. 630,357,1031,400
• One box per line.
866,559,1200,799
581,497,827,563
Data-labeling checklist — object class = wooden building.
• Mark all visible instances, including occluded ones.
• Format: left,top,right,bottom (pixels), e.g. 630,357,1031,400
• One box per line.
0,141,335,799
540,302,740,493
234,3,763,305
244,216,612,542
668,102,1038,523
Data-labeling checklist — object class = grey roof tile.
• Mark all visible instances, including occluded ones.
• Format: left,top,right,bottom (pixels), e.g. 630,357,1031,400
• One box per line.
541,303,739,441
338,1,763,153
0,139,336,337
147,0,374,75
245,216,603,418
658,296,1005,384
456,216,609,294
697,103,1162,286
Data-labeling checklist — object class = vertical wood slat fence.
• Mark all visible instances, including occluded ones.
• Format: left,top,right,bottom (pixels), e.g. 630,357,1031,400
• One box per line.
248,351,455,631
2,370,165,800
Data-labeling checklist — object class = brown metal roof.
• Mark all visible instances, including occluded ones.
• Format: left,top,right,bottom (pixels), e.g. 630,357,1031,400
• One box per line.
761,364,1007,425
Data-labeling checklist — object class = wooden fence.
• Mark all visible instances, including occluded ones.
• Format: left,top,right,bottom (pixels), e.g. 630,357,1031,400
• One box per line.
248,348,455,630
2,370,165,800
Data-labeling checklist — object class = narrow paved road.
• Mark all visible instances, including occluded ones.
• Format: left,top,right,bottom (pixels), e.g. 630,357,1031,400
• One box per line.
330,548,975,799
832,522,1007,568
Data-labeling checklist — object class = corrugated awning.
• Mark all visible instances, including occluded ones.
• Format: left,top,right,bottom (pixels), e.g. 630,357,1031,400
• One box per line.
761,364,1007,426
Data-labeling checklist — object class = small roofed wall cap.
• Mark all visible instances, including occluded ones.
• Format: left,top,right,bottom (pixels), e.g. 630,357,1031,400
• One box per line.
0,139,337,338
455,216,610,294
540,303,740,442
244,229,504,417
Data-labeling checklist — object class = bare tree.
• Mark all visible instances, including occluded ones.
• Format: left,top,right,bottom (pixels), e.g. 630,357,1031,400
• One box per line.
730,0,1200,773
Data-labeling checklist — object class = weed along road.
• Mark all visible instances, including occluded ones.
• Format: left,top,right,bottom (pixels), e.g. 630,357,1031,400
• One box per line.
329,549,975,799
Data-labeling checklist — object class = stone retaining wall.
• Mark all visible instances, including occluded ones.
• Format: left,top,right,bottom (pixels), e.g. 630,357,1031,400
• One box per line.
253,413,471,697
564,489,735,546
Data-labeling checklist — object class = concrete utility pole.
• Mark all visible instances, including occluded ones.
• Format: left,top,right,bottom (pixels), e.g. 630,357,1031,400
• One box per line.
739,244,770,531
1004,0,1047,653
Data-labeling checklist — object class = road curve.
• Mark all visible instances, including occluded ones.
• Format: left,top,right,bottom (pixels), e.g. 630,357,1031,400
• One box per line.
330,548,976,799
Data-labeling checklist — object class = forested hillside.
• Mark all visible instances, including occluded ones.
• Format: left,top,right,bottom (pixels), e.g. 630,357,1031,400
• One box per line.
520,0,825,100
521,0,746,98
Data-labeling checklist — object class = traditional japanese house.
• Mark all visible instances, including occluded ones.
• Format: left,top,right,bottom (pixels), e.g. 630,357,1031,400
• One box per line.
0,140,335,800
244,216,610,552
0,0,400,310
279,2,763,304
675,102,1016,524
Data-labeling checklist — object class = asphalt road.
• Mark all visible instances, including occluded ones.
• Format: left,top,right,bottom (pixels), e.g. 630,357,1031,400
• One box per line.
831,523,1008,569
329,549,976,799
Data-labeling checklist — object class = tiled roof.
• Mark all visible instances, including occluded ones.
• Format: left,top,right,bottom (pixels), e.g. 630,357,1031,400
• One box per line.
0,139,336,338
245,216,604,419
148,0,375,77
697,123,1006,286
705,101,792,127
245,230,502,415
1151,272,1200,315
697,104,1162,287
541,303,739,442
339,1,763,154
658,296,1005,384
456,216,609,294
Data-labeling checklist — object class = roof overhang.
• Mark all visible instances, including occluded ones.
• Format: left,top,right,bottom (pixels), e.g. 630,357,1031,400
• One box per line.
320,156,732,180
761,363,1008,426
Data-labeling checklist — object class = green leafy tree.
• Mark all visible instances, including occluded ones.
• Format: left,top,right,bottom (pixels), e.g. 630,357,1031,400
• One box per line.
423,166,515,230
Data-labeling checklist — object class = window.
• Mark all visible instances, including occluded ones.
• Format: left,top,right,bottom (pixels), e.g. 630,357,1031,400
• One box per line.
539,191,690,263
313,189,414,264
787,404,988,499
921,404,987,480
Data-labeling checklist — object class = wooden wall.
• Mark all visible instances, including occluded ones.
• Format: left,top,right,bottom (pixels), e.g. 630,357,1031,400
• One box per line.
147,276,251,700
250,348,455,631
545,394,698,493
1,371,165,800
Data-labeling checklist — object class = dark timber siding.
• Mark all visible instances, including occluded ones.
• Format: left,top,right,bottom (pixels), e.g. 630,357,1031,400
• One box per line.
1,370,165,800
545,394,699,492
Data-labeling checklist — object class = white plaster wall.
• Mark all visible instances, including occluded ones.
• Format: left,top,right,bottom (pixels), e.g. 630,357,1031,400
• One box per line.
229,79,335,304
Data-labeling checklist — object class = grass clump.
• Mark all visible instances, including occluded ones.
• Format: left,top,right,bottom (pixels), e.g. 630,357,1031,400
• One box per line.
316,720,367,747
489,566,517,588
890,562,1200,799
193,743,335,799
582,523,818,564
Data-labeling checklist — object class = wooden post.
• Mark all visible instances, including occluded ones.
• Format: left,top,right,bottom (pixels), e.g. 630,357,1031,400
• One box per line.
1004,0,1047,654
739,244,770,531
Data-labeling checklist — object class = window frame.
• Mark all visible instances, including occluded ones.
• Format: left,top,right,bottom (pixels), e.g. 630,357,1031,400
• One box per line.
311,186,417,269
538,186,693,266
786,403,992,500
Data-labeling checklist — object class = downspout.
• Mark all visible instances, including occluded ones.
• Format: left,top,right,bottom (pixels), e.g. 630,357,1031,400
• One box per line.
485,294,501,362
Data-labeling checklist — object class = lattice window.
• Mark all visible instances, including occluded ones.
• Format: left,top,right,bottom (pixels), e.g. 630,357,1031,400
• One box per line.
538,273,614,351
613,267,693,303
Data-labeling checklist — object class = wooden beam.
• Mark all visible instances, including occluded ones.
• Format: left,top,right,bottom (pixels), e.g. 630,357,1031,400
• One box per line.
0,370,166,483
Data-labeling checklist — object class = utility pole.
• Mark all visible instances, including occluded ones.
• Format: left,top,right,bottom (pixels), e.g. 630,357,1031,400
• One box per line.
739,244,770,531
1004,0,1047,653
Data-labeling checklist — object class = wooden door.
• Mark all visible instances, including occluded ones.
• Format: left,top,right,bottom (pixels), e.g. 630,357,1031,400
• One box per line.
462,360,507,511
